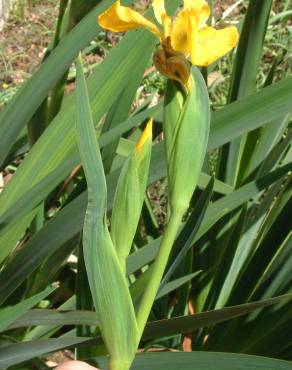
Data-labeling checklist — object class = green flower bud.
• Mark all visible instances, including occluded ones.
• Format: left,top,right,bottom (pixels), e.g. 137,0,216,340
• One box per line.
163,67,210,215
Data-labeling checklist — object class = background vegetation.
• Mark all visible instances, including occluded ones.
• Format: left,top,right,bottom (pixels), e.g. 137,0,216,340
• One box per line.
0,0,291,369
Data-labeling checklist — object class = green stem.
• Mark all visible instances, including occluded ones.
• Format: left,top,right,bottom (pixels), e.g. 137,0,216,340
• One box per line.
47,0,70,124
52,0,69,49
109,359,130,370
136,211,183,335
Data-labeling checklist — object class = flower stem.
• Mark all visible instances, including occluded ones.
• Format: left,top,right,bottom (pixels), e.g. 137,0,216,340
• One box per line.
109,359,131,370
136,210,183,336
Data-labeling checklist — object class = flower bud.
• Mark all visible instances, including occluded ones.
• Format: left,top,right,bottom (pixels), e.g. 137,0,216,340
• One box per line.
111,120,152,273
163,67,210,215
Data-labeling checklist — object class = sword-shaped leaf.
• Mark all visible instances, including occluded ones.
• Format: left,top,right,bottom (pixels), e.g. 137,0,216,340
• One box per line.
75,56,138,370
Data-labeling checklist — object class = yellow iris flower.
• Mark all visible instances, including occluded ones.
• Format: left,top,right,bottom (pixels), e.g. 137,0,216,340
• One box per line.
98,0,239,86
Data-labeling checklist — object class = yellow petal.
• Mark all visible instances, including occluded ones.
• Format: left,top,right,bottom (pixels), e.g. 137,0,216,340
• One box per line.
152,0,165,24
98,1,161,38
171,9,189,55
183,0,210,27
190,25,239,66
162,15,172,38
136,119,153,153
152,0,171,38
187,9,200,63
171,0,210,55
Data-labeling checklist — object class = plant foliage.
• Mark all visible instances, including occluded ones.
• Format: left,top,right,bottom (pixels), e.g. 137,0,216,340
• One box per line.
0,0,291,369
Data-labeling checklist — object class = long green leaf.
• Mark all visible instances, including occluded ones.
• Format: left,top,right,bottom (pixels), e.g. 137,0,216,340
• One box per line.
222,0,273,186
9,295,290,341
9,309,98,329
0,285,55,332
209,76,292,152
143,295,291,339
0,337,90,368
76,56,138,369
97,351,292,370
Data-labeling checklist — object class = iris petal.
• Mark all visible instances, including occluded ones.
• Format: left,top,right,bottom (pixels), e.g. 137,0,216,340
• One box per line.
152,0,165,24
152,0,171,37
171,9,189,55
183,0,210,27
171,0,211,57
98,1,161,37
191,25,239,66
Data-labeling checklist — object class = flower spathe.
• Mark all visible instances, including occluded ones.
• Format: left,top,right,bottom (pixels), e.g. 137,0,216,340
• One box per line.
98,0,239,86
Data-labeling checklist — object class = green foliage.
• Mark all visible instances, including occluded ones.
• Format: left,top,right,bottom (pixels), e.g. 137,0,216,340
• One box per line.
0,0,291,369
76,56,139,370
